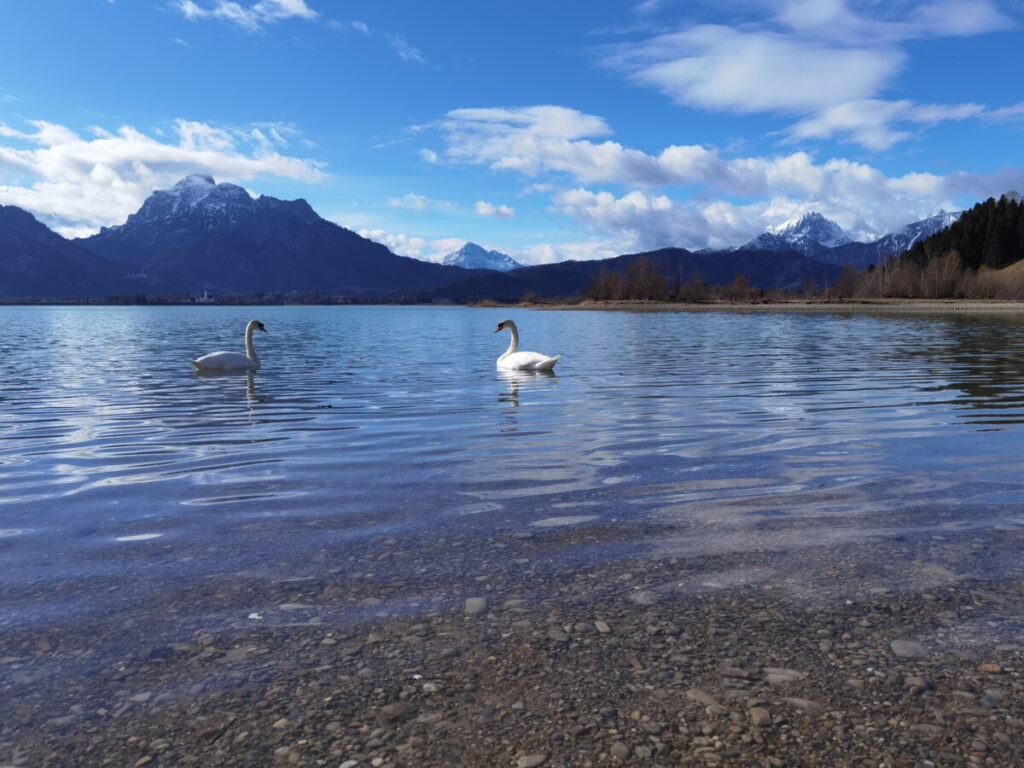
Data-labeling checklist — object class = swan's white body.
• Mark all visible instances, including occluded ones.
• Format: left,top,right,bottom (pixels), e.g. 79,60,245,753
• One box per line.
191,320,267,372
494,319,560,371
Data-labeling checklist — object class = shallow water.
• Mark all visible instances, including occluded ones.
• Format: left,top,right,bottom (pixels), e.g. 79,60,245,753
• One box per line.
1,305,1023,629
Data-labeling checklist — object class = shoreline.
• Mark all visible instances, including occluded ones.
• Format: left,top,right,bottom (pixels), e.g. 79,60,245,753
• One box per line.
531,299,1024,314
5,519,1024,767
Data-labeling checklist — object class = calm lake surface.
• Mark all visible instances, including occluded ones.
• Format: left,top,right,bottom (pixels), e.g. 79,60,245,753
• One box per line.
1,305,1023,632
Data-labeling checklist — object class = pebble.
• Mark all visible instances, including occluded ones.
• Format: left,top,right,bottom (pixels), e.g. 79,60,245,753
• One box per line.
764,668,805,684
890,640,927,659
749,707,771,727
783,697,824,716
610,742,630,759
630,590,659,606
687,688,719,706
516,755,547,768
547,629,570,643
595,620,611,634
464,597,488,615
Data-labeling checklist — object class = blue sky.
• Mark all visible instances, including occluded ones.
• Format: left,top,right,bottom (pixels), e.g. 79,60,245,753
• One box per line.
1,0,1023,263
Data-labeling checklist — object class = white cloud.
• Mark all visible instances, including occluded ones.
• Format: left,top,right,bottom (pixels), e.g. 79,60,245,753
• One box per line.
387,193,458,212
604,0,1015,149
787,98,986,150
0,118,326,236
427,103,1024,247
176,0,317,32
475,200,515,218
325,18,426,63
384,33,425,63
618,26,903,115
358,229,467,262
516,238,624,265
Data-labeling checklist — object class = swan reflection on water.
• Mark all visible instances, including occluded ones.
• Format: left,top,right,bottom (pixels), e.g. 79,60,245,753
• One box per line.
192,368,269,408
498,368,558,408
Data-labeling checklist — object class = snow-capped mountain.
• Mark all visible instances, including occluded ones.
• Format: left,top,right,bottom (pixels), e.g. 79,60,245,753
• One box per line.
820,210,963,269
80,176,469,295
740,212,852,257
738,210,962,269
868,210,962,259
442,242,521,271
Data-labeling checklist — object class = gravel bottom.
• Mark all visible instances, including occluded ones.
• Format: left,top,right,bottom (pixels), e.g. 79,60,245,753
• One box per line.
4,525,1024,767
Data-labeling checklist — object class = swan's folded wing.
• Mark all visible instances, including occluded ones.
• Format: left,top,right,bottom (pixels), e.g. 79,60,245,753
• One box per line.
498,351,560,371
192,351,255,369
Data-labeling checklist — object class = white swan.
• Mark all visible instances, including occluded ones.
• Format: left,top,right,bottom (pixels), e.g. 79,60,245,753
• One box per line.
191,320,267,372
494,319,560,371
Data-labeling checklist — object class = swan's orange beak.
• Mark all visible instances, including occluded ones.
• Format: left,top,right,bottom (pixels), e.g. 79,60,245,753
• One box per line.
494,325,502,333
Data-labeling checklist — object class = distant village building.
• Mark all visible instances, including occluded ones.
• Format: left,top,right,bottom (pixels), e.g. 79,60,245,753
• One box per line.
194,290,215,304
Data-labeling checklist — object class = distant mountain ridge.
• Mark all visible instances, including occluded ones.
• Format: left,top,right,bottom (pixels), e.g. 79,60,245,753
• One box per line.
0,205,134,298
415,247,844,303
739,210,961,269
0,175,968,300
80,175,472,296
442,242,521,271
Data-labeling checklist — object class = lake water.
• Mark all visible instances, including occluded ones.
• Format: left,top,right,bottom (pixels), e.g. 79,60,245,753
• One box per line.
1,305,1024,634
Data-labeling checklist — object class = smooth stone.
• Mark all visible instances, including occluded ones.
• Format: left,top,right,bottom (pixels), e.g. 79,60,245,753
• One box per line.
749,707,771,727
378,703,411,723
764,667,805,684
630,590,659,606
610,742,630,759
594,620,611,634
891,640,927,659
687,688,718,707
517,755,547,768
783,697,824,716
547,629,570,643
464,597,488,616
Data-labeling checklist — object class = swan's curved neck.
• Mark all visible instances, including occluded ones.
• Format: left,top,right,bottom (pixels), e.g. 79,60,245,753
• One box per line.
245,323,258,361
500,323,519,360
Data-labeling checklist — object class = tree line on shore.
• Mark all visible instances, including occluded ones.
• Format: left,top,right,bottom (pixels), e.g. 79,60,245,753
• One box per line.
585,195,1024,303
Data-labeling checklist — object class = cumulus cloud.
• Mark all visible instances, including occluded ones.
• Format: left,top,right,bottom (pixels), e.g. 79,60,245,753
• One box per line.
425,103,1024,252
0,118,326,237
517,239,624,265
358,229,467,262
604,0,1015,149
176,0,317,32
475,200,515,218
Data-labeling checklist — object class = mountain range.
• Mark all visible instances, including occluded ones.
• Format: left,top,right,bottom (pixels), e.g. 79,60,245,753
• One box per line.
737,210,962,270
77,175,472,297
0,175,963,300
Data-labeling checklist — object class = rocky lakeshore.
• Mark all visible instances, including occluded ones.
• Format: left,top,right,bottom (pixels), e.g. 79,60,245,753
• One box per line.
4,517,1024,768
